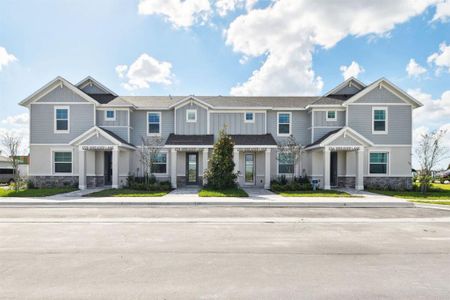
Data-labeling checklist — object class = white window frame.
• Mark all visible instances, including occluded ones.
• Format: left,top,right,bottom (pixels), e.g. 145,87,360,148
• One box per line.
54,106,70,134
277,112,292,136
150,152,168,175
372,107,388,135
277,152,295,175
147,112,162,136
52,150,73,175
105,109,116,121
368,151,390,176
186,109,197,123
326,110,337,121
244,112,255,123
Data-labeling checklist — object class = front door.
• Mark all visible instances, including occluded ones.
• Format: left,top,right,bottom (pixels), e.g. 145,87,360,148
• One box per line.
330,151,338,187
244,153,255,185
104,151,112,185
186,153,198,185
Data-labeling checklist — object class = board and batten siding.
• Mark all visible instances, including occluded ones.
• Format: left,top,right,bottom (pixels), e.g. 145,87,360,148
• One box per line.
210,112,265,136
267,110,309,145
175,102,207,135
96,110,128,127
81,84,108,94
333,85,361,95
353,86,405,104
35,85,90,103
30,103,95,144
130,110,174,145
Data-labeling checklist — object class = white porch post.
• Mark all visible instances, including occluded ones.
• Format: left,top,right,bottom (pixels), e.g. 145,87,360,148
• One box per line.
202,148,208,185
112,146,119,189
356,147,364,190
265,148,271,189
78,147,86,190
171,149,177,188
233,149,240,183
323,147,330,190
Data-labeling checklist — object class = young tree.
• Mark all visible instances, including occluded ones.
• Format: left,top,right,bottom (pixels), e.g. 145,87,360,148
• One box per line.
204,128,237,189
277,135,304,178
139,136,164,181
1,133,22,192
415,130,448,194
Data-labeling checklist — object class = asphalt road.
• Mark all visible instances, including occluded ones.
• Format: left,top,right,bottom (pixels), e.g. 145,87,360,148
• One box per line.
1,206,450,299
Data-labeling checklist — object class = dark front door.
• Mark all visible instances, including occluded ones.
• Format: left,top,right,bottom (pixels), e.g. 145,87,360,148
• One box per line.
104,151,112,185
330,151,338,187
186,153,198,185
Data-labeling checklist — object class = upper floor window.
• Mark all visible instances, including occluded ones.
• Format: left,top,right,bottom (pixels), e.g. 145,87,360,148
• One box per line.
105,110,115,121
151,153,167,174
369,152,388,174
147,112,161,136
373,107,387,134
186,109,197,122
326,110,337,121
54,151,72,173
244,112,254,123
277,112,291,136
54,106,69,133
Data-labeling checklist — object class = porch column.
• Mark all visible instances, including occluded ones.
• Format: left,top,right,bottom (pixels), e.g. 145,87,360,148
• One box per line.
323,147,330,190
233,149,240,182
202,148,208,185
356,147,364,190
265,148,271,189
78,147,86,190
112,146,119,189
171,149,177,188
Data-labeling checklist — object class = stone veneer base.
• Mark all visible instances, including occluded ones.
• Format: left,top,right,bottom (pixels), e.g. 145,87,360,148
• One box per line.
364,176,412,190
30,176,78,188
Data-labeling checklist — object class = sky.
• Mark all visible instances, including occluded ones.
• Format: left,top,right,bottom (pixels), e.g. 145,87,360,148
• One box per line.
0,0,450,168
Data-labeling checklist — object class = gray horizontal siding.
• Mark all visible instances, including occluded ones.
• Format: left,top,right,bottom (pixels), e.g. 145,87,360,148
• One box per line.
100,126,129,142
36,85,90,103
96,110,128,126
83,135,113,146
267,110,309,145
355,86,404,104
130,110,174,145
313,111,345,127
347,105,412,144
30,103,95,144
175,103,207,135
313,127,341,142
211,112,265,136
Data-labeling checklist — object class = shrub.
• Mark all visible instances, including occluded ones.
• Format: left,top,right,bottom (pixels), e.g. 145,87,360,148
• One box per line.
270,176,312,192
126,175,171,191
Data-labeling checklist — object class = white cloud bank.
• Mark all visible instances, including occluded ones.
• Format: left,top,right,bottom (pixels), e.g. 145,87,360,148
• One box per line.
406,58,427,77
432,0,450,22
225,0,437,96
340,61,364,80
428,42,450,73
117,53,174,91
215,0,258,16
0,46,17,71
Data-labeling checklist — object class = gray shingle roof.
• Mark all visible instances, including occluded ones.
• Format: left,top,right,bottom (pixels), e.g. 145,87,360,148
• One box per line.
310,96,346,105
230,134,277,146
165,134,214,146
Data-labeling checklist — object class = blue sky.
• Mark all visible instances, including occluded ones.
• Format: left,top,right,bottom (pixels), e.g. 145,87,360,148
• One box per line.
1,0,450,167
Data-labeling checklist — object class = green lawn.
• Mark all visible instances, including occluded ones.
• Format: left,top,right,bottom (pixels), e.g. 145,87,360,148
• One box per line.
199,187,249,197
369,184,450,205
85,188,169,197
276,190,354,197
0,187,77,197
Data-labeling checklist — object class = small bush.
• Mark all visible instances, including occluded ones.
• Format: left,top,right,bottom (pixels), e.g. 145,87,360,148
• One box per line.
270,176,312,192
126,175,171,191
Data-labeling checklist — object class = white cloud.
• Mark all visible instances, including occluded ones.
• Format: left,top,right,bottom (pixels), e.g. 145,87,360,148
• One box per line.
0,47,17,71
225,0,436,96
1,113,29,126
409,88,450,130
215,0,258,16
427,42,450,73
138,0,211,28
117,53,174,91
340,61,365,80
432,0,450,22
406,58,427,77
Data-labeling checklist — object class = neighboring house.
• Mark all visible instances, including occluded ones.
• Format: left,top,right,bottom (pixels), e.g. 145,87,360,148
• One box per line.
20,76,422,190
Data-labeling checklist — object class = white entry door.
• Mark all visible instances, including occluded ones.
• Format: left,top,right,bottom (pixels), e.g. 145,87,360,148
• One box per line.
244,153,255,185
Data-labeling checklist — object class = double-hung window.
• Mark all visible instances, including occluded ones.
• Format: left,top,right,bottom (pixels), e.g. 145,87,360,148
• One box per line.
373,107,387,134
55,106,69,133
326,110,337,121
105,110,115,121
244,112,254,123
369,152,388,174
186,109,197,122
278,112,291,136
278,153,294,174
151,153,167,174
147,112,161,135
54,152,72,173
